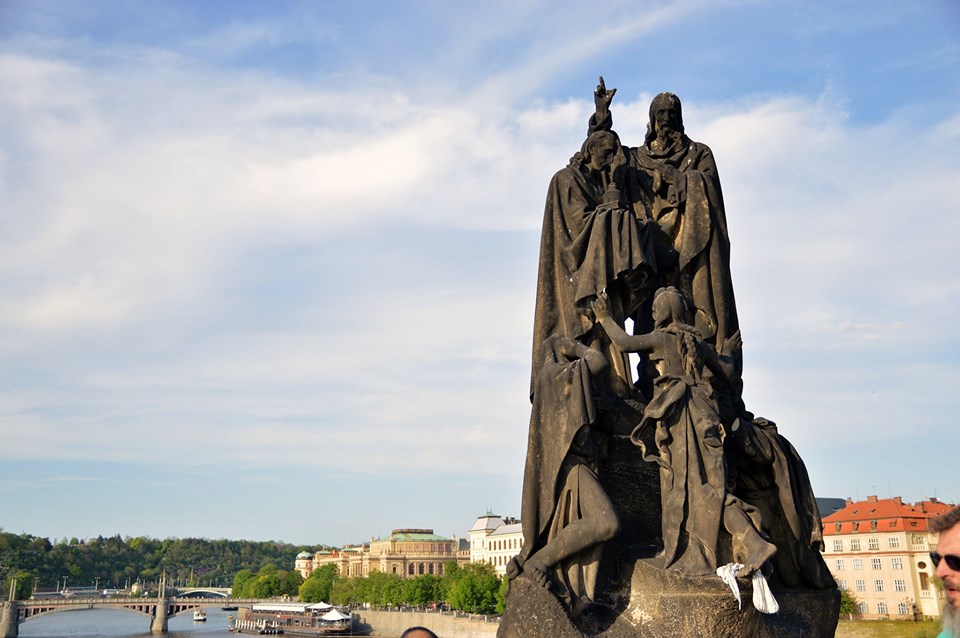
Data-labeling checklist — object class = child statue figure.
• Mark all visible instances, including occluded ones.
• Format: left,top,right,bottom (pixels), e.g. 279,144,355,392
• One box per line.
593,288,775,578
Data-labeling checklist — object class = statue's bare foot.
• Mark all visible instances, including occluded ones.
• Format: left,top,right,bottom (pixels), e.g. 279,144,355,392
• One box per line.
523,558,552,591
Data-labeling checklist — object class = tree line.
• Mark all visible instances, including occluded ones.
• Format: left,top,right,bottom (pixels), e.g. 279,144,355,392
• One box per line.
0,530,312,598
1,530,505,615
291,562,505,615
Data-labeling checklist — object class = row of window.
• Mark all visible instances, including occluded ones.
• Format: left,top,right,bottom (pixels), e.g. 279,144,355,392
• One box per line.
837,578,907,593
837,572,930,593
831,537,901,552
834,557,904,571
854,601,912,616
830,535,927,552
487,538,521,552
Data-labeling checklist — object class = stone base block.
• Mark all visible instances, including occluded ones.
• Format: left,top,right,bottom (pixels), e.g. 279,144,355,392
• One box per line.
498,559,839,638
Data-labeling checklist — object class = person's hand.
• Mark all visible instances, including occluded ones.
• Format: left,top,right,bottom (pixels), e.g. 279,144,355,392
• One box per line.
722,330,742,357
594,76,616,114
592,291,612,320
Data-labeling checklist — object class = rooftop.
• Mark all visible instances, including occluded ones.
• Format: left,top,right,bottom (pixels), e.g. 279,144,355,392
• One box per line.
822,496,955,535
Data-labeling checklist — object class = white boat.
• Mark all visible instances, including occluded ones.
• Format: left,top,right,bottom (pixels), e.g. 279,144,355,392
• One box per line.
194,609,207,622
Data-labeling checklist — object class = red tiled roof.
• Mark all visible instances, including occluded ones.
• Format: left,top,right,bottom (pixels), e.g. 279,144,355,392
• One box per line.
822,496,955,535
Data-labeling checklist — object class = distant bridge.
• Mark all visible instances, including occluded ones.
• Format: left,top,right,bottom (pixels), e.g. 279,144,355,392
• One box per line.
176,587,231,598
0,596,258,637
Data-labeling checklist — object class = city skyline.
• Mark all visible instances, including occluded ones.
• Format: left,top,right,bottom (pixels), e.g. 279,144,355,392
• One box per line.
1,1,958,545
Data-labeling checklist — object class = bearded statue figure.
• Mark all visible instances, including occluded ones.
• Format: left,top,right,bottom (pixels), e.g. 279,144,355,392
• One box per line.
591,88,738,358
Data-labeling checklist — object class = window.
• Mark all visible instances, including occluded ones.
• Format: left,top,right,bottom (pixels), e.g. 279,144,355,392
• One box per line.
850,539,861,551
912,534,925,547
852,522,860,532
888,537,900,549
894,579,906,592
877,602,887,614
835,523,842,534
838,579,848,591
835,559,845,571
920,573,930,590
868,538,879,550
891,557,903,570
874,579,884,592
855,579,865,592
871,558,882,570
870,520,878,531
898,602,909,615
857,602,869,614
832,539,843,552
853,558,863,571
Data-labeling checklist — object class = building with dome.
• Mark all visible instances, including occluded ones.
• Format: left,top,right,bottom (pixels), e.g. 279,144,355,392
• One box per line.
295,529,468,580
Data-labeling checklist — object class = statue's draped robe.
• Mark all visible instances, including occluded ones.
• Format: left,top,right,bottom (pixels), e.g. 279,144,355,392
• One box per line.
727,418,837,589
639,138,738,347
519,335,603,603
630,328,727,574
590,112,738,349
531,162,654,394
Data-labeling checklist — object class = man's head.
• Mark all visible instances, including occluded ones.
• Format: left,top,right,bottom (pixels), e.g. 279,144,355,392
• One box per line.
645,92,685,146
582,130,619,172
931,506,960,633
401,627,438,638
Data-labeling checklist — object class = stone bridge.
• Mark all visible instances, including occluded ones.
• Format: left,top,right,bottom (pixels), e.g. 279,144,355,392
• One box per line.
0,596,258,637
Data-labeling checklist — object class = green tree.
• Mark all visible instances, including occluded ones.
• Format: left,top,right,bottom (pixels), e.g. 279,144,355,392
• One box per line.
2,571,36,600
445,563,501,614
299,565,339,603
402,575,441,606
232,569,255,597
839,589,859,616
330,577,361,606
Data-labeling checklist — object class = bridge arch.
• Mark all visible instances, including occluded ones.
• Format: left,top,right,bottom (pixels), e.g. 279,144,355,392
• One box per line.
178,590,228,598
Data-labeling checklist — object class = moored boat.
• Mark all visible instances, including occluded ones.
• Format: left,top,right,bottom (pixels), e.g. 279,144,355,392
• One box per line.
193,609,207,622
231,603,355,635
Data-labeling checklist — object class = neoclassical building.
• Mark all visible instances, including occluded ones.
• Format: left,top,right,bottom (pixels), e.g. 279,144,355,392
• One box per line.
296,529,468,580
468,513,524,577
821,495,954,620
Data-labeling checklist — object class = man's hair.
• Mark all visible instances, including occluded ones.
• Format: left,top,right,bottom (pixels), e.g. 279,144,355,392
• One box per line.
401,627,439,638
930,505,960,533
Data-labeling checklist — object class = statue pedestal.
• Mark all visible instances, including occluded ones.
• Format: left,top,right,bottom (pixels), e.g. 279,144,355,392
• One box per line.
498,559,839,638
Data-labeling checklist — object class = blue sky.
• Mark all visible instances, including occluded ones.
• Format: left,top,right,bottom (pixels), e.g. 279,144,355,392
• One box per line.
1,0,958,548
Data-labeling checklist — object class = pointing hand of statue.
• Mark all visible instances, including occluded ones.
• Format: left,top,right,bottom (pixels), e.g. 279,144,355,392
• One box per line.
595,76,617,113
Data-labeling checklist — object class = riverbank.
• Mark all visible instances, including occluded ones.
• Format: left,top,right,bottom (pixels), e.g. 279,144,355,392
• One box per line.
835,619,941,638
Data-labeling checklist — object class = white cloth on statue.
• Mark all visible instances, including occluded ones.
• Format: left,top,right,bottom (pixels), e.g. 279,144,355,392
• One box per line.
751,571,779,614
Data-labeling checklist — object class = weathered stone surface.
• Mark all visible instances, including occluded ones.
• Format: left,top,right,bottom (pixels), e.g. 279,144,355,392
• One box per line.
502,79,840,638
500,558,840,638
498,575,585,638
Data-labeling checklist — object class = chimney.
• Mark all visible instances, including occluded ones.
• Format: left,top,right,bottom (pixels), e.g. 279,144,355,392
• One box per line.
893,497,902,505
867,495,878,503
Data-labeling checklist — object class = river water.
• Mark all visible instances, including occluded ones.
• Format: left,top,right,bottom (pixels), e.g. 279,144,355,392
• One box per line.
18,606,234,638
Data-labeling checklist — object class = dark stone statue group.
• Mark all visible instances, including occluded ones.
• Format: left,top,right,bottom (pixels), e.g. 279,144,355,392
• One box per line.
501,80,837,636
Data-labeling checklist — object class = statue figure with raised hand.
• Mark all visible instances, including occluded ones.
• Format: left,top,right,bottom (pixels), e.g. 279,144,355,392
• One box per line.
499,79,840,638
592,289,775,578
591,80,738,355
531,123,656,398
